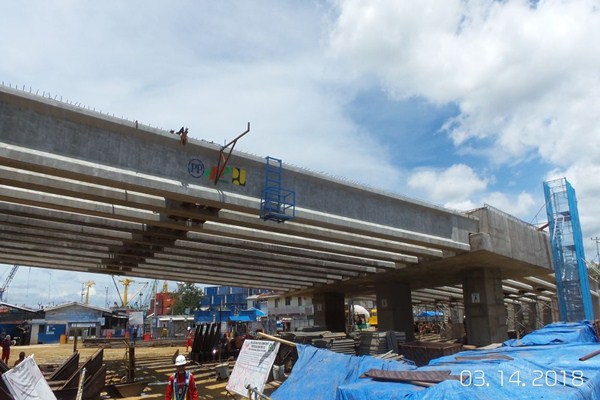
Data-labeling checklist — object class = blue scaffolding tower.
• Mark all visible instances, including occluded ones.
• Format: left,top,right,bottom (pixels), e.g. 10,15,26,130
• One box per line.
543,178,593,321
260,156,296,223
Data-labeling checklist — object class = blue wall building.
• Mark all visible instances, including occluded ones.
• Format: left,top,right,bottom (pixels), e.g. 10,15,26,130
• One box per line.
201,286,269,313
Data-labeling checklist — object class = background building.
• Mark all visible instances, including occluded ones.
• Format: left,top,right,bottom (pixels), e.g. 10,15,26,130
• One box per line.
201,286,268,313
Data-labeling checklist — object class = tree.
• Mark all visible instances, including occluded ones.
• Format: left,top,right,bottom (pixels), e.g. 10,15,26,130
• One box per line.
172,283,203,315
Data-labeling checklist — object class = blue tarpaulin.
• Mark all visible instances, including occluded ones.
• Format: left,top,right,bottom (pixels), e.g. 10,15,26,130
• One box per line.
229,315,252,322
416,311,444,318
271,345,417,400
271,321,600,400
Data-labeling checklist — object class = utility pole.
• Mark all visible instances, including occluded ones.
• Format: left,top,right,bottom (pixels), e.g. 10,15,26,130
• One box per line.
592,237,600,263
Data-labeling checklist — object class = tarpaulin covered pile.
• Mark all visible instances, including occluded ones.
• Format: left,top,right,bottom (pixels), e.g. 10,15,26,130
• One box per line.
271,321,600,400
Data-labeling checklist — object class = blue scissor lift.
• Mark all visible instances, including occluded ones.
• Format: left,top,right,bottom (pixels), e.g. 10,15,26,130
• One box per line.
260,156,295,223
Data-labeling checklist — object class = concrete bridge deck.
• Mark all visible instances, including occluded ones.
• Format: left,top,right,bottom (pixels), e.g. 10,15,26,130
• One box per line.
0,86,557,345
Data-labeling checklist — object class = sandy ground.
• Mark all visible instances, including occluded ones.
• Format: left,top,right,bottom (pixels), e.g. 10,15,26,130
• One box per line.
10,342,282,399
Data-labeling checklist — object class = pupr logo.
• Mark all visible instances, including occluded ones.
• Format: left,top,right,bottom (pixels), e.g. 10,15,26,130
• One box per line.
188,159,205,178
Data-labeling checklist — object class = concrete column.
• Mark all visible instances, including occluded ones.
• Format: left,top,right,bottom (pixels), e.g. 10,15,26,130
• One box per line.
462,268,507,346
449,307,463,340
542,302,553,326
528,302,539,331
515,303,525,335
375,282,414,342
313,292,345,332
30,324,39,345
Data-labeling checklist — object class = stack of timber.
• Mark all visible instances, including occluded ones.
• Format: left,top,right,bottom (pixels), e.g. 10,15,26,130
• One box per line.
83,337,186,348
279,331,357,355
357,331,406,356
372,350,407,362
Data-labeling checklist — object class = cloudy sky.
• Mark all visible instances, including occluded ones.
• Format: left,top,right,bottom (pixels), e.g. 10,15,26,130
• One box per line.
1,0,599,308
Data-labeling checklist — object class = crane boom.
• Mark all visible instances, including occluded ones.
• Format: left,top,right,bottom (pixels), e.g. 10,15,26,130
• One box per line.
0,265,19,302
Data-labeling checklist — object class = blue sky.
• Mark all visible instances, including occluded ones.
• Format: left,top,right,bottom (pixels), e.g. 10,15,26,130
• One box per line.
1,0,599,308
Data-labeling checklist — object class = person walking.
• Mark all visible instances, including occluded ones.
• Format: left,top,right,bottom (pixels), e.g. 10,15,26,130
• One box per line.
185,327,193,352
1,334,11,364
13,351,25,367
165,355,198,400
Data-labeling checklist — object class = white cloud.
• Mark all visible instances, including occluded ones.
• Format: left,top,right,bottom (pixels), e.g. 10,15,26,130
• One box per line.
407,164,488,203
545,164,600,260
482,191,537,218
329,0,600,166
329,0,600,255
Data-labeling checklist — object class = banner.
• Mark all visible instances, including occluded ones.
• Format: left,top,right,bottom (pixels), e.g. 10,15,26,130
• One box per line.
2,355,57,400
226,339,280,397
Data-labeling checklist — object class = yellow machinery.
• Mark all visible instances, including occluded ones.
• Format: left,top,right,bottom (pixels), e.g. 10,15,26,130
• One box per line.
120,278,135,307
368,308,378,327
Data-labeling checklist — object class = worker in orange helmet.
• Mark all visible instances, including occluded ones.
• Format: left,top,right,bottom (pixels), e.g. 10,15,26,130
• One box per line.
165,355,198,400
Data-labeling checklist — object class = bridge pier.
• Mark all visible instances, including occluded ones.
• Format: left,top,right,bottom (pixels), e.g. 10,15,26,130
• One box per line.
313,292,346,332
462,268,507,346
375,282,415,342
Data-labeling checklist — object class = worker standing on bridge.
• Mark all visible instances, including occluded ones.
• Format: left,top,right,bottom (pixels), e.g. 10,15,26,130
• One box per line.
165,355,198,400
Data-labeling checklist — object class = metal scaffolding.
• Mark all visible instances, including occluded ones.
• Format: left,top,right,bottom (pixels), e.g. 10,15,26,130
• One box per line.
543,178,593,321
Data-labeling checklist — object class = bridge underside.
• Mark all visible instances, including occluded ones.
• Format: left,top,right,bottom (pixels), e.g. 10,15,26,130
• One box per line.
0,87,557,307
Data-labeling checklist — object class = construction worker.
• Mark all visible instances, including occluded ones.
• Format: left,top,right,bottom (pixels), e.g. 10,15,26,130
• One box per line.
165,355,198,400
185,327,193,352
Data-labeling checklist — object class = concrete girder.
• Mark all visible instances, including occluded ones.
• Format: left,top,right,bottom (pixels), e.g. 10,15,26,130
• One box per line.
0,230,350,287
100,260,309,290
143,255,330,284
436,286,465,295
0,249,308,291
524,276,557,290
418,288,464,299
183,232,396,271
155,246,348,280
0,221,126,248
502,285,520,294
200,221,414,264
0,206,387,275
503,279,534,291
412,289,454,301
0,143,471,251
0,235,341,285
0,198,397,270
215,209,444,258
0,185,411,265
1,167,402,260
0,254,296,291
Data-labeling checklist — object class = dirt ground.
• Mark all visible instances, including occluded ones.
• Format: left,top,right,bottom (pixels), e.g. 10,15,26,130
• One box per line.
11,342,282,399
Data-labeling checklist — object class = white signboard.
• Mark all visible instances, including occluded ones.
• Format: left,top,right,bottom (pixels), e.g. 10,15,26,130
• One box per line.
2,356,57,400
129,311,144,326
226,339,280,397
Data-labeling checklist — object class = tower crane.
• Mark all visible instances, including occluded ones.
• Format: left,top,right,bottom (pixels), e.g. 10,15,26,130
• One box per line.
0,265,19,302
120,278,135,307
111,276,149,308
83,281,95,305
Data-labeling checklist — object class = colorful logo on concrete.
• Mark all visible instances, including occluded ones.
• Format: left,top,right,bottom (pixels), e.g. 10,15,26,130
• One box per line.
188,159,247,186
207,166,247,186
188,159,205,178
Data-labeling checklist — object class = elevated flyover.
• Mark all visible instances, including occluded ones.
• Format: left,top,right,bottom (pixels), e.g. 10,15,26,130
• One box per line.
0,86,555,345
